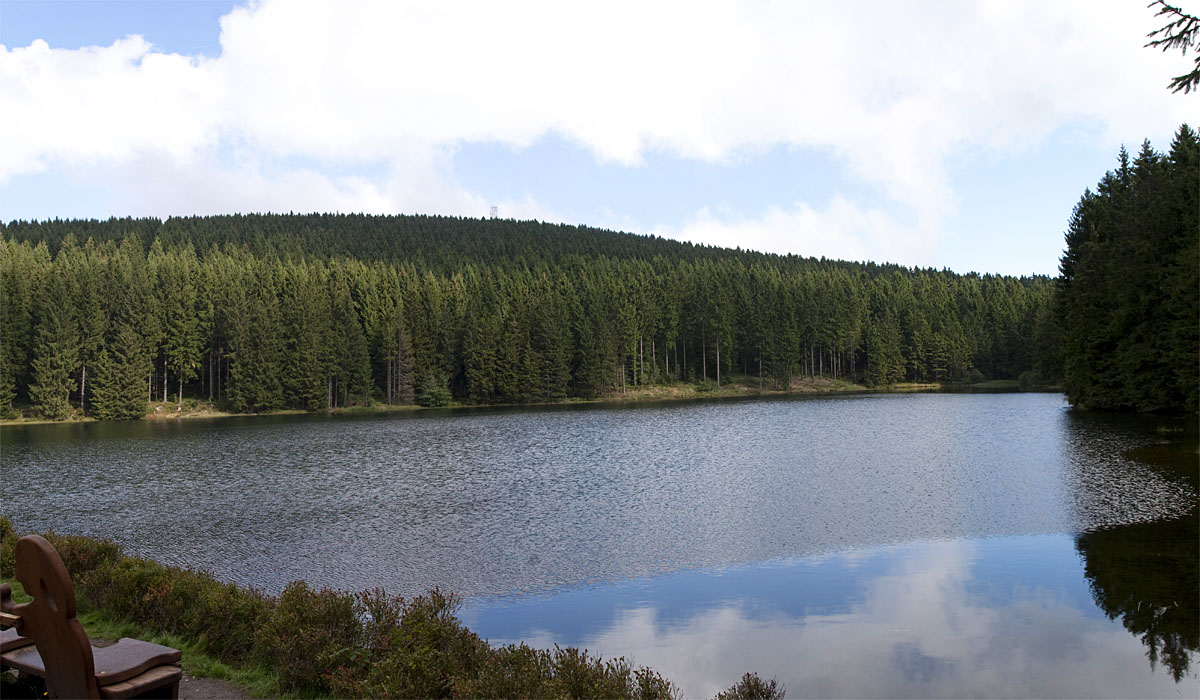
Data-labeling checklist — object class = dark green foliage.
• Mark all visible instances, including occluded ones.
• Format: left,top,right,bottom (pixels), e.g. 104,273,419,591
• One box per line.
0,521,683,699
0,240,40,409
1145,0,1200,94
417,372,453,407
225,264,285,413
159,245,205,405
90,324,151,419
1076,512,1198,682
1057,125,1199,413
330,588,490,698
0,516,13,578
714,673,785,700
1,214,1056,418
0,355,16,418
255,581,361,691
29,274,79,420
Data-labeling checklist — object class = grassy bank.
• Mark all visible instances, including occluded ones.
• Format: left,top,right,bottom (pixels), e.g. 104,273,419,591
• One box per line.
0,519,782,699
2,375,1064,426
0,375,929,425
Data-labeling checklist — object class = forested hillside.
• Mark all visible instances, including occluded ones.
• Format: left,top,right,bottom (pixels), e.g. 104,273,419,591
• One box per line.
1,214,1055,419
1057,124,1199,414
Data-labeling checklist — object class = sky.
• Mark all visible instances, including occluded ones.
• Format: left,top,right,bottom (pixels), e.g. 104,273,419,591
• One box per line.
0,0,1194,276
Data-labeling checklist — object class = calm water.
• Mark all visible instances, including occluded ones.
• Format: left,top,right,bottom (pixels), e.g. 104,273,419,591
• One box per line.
2,392,1197,697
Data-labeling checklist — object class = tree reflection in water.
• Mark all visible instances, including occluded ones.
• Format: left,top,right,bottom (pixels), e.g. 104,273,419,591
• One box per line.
1076,511,1198,682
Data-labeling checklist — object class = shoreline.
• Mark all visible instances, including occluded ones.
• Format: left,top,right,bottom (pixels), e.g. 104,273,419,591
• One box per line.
0,378,1054,427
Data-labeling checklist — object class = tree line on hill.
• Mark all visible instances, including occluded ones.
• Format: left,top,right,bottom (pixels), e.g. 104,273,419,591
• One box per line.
1,213,1057,420
6,125,1192,420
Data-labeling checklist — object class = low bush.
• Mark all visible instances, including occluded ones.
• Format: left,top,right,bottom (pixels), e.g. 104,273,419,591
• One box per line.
1018,370,1044,391
0,519,779,699
256,581,361,692
416,373,453,407
715,673,785,700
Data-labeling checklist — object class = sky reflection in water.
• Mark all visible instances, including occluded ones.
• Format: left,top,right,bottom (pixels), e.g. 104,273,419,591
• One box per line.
4,394,1196,696
462,531,1197,698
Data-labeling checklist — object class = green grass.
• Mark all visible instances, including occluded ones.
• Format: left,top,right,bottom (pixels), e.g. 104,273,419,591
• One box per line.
969,379,1021,390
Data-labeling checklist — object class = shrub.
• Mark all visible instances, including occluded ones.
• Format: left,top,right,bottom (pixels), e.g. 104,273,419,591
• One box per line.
1018,370,1044,391
2,522,748,699
331,588,490,698
451,643,679,699
72,552,271,664
417,374,452,407
0,516,16,579
455,643,552,699
254,581,361,693
715,672,785,700
41,531,122,576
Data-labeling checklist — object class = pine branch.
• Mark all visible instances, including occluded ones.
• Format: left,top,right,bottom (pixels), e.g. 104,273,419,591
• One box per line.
1145,1,1200,93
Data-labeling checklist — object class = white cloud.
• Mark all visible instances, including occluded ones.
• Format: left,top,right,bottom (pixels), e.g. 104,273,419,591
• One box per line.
0,37,219,180
0,0,1193,258
507,541,1184,698
652,198,937,267
80,149,564,223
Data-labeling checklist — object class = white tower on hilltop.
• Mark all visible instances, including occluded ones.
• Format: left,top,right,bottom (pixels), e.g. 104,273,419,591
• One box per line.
489,206,498,219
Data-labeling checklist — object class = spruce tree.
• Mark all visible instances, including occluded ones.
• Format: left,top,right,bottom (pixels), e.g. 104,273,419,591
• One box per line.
90,323,151,420
29,275,79,420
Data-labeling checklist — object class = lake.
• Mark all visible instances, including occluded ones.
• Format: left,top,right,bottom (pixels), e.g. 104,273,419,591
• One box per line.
2,392,1196,697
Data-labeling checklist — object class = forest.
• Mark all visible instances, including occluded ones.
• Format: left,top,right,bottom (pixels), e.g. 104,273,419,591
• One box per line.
0,210,1058,420
1057,124,1199,414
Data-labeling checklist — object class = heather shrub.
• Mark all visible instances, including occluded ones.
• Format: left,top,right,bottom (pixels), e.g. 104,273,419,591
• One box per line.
2,522,758,699
455,642,553,698
38,531,121,577
452,643,679,699
330,588,490,698
0,516,16,578
254,581,361,693
77,552,271,664
185,577,272,663
79,556,169,620
714,673,785,700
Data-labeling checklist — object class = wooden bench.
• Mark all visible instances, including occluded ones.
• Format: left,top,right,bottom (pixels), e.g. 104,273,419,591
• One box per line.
0,535,182,699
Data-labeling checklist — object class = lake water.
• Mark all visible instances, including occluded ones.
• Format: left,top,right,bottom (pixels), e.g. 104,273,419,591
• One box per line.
2,393,1196,697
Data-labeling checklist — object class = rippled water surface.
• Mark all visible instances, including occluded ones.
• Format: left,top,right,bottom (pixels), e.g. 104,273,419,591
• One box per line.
3,392,1197,696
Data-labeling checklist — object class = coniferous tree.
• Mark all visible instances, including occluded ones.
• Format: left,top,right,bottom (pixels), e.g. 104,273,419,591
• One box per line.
90,323,151,420
29,274,79,420
1058,125,1199,413
2,211,1065,418
226,264,285,412
161,246,205,406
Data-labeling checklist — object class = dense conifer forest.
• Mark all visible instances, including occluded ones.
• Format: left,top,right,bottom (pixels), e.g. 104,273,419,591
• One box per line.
5,124,1195,422
1057,124,1199,414
1,211,1058,419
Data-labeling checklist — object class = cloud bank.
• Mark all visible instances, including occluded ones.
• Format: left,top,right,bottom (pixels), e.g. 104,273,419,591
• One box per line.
0,0,1192,266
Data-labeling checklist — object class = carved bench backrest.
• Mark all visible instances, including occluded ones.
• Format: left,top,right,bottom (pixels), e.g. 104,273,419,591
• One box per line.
11,534,100,699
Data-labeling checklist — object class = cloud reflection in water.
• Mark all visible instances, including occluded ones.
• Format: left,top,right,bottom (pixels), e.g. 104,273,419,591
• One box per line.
466,535,1196,698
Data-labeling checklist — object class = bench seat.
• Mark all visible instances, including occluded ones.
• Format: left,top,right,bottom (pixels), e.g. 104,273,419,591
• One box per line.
2,637,181,699
2,535,184,698
1,626,33,652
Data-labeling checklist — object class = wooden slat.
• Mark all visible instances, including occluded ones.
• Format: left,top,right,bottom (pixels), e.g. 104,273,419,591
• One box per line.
92,638,182,686
0,611,19,627
0,642,44,676
0,626,34,653
97,664,182,700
